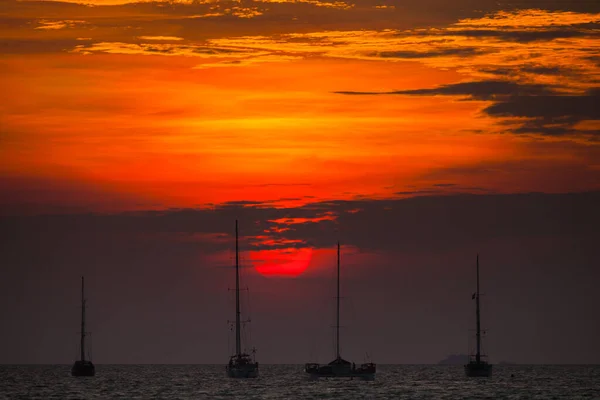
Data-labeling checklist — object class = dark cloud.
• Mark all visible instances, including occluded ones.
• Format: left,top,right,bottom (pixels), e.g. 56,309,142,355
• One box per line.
0,176,148,215
420,157,600,193
337,82,600,136
1,192,599,363
498,0,600,13
587,55,600,67
273,192,600,251
520,65,568,75
394,190,443,195
442,27,598,43
484,88,600,135
4,191,599,252
221,200,269,207
336,80,556,100
372,47,487,59
480,64,584,79
143,46,175,54
7,0,598,49
484,88,600,120
0,38,82,54
0,0,496,42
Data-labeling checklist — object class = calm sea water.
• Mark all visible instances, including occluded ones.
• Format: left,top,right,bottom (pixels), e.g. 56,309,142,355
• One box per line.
1,365,599,399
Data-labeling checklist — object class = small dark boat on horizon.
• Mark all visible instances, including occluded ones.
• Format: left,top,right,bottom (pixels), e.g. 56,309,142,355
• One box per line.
464,254,492,377
304,242,375,380
71,276,95,377
225,220,259,378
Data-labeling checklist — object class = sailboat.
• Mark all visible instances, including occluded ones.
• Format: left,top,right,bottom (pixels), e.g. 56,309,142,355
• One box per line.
71,276,95,377
304,242,376,380
225,220,259,378
464,254,492,377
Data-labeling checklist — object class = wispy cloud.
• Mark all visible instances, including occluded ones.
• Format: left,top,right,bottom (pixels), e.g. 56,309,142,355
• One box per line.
255,0,354,9
453,9,599,28
72,41,260,58
35,19,88,30
137,36,185,41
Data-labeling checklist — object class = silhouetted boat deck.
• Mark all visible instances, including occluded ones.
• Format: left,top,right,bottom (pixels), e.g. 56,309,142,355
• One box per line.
304,242,375,380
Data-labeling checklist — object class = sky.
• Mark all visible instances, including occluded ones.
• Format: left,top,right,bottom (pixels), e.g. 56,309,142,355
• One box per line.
0,0,599,364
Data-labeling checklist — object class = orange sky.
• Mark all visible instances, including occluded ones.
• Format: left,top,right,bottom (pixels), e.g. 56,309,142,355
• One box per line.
1,4,599,213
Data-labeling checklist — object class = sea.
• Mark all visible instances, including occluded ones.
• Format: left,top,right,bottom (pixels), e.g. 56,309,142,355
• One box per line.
1,365,599,399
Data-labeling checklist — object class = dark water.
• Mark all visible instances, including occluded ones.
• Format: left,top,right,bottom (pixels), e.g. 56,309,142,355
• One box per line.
1,365,599,399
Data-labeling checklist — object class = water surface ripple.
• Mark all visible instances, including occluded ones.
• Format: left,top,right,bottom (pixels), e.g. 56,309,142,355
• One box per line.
1,365,599,399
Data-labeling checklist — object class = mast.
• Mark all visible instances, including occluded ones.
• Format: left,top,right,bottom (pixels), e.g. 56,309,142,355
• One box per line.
475,254,481,363
336,242,340,360
80,276,86,362
235,220,241,357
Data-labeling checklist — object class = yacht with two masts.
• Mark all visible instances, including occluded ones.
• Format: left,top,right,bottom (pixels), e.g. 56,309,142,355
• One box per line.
225,220,259,378
304,242,376,380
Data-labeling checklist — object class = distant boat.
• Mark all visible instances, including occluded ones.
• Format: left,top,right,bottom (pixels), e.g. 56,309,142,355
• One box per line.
464,254,492,377
71,276,95,377
225,220,259,378
304,242,376,380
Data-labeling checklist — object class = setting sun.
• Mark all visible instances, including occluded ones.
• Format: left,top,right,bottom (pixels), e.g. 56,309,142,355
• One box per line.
250,248,313,277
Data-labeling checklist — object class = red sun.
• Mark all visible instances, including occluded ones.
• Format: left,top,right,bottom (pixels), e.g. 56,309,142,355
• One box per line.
250,248,313,277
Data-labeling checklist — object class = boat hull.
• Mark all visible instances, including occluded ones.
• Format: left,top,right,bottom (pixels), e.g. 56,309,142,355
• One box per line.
226,363,259,378
71,360,95,377
464,362,492,377
306,371,375,380
305,362,375,380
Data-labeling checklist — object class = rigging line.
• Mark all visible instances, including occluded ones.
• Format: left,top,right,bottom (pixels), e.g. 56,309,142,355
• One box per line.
245,287,253,354
240,254,247,353
331,320,336,360
311,322,321,364
239,248,246,353
227,321,231,356
327,245,337,360
347,290,361,359
227,277,235,355
307,332,316,362
244,248,256,355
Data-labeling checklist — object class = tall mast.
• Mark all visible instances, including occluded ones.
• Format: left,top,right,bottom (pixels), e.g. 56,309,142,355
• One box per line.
235,220,241,357
80,276,86,362
336,241,340,360
475,254,481,363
